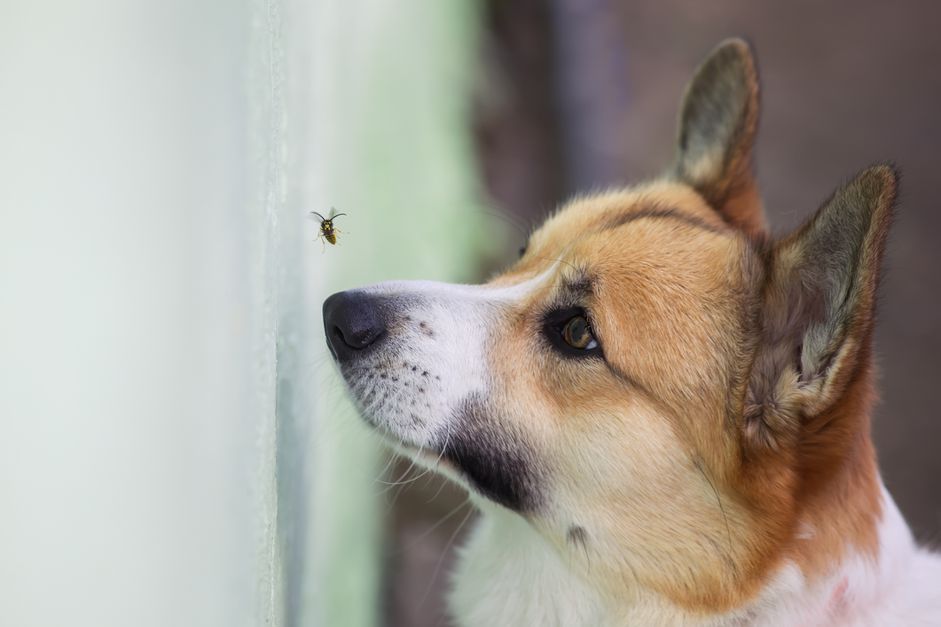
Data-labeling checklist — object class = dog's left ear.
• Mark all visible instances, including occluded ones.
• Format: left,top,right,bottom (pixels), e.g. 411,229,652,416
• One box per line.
744,165,897,450
673,39,765,237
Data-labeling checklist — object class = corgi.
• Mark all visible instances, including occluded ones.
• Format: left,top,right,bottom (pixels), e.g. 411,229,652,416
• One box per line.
323,39,941,626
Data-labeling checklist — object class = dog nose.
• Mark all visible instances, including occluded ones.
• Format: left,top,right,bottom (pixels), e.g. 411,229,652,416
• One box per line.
323,290,387,360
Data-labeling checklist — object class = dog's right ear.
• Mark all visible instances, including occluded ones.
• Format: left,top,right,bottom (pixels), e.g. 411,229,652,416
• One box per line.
672,39,766,237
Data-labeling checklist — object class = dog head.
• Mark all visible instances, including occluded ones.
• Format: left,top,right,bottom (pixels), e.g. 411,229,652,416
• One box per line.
324,39,897,612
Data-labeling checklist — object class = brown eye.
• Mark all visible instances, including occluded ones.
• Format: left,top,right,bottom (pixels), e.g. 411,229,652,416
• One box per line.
561,316,598,350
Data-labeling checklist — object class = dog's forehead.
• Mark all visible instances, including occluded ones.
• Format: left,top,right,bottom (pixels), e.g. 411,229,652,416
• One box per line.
498,181,736,289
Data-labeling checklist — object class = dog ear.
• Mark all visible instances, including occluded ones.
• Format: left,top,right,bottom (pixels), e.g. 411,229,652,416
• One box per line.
743,165,897,450
673,39,765,237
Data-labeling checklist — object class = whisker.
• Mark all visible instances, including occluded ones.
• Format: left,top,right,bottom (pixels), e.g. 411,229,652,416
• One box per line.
417,505,476,610
476,207,533,239
694,457,734,564
391,495,472,557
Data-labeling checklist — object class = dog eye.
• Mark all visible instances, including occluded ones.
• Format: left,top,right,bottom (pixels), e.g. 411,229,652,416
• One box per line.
561,316,598,350
543,307,603,358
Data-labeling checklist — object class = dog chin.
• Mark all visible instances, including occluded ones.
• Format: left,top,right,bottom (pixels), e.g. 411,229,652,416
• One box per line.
338,361,442,442
341,377,489,497
362,412,468,489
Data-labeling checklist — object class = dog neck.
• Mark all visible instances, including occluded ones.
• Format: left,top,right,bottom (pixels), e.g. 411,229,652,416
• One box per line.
449,469,921,626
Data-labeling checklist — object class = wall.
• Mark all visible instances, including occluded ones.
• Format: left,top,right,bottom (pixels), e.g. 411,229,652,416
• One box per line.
0,1,485,625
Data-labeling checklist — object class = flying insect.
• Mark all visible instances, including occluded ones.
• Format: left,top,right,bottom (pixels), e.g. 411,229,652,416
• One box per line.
310,208,346,247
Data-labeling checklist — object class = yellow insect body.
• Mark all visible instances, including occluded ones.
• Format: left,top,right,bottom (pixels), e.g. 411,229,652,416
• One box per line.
321,220,338,245
311,209,346,247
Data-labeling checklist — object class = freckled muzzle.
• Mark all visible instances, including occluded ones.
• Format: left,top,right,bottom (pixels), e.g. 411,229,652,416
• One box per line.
322,288,443,439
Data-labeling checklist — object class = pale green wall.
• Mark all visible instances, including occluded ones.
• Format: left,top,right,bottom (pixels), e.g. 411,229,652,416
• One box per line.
0,1,490,625
295,2,492,626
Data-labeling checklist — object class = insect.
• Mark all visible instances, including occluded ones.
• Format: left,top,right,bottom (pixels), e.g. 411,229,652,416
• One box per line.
310,208,347,247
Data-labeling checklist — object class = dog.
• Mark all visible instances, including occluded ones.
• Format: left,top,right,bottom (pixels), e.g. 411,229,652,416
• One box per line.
323,39,941,626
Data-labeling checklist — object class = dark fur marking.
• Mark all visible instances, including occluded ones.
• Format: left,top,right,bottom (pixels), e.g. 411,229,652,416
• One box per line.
442,394,543,512
604,208,727,236
604,361,671,417
567,525,592,571
563,273,594,300
567,525,588,548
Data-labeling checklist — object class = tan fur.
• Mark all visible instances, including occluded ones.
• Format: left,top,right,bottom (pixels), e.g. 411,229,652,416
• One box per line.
484,184,764,612
477,171,891,613
471,50,896,612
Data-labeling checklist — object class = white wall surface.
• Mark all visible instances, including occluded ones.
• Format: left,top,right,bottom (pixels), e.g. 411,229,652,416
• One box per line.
0,1,484,625
1,0,289,624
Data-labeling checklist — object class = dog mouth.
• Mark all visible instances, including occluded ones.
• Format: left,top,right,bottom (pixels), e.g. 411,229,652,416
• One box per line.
322,286,545,513
338,365,543,512
339,366,467,483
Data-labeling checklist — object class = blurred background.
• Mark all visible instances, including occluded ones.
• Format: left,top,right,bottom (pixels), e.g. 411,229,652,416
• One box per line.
1,1,938,626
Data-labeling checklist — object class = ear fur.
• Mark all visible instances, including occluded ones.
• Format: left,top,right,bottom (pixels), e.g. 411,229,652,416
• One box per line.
744,165,898,450
673,38,766,237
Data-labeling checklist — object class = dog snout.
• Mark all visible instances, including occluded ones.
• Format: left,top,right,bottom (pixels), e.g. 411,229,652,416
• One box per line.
323,290,388,360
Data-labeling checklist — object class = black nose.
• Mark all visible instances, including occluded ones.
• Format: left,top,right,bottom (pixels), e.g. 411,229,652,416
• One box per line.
323,290,387,361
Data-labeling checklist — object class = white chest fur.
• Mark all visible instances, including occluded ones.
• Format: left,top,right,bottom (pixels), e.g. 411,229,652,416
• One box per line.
448,505,608,627
448,491,941,626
